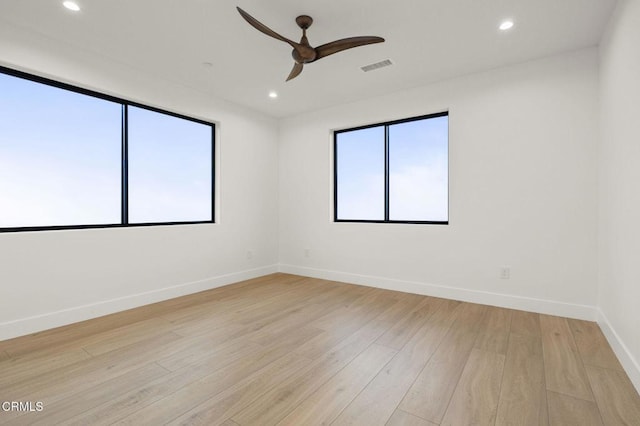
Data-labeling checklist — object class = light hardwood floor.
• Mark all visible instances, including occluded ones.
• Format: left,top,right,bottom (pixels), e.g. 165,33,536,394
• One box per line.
1,273,639,425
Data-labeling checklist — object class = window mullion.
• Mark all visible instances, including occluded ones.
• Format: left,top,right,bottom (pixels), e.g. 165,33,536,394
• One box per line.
121,104,129,225
384,124,390,222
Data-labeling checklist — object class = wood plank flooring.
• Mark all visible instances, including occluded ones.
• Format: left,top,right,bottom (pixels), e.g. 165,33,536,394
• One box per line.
0,273,638,425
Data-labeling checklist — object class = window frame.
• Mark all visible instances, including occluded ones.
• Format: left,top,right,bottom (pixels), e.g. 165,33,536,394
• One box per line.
333,111,449,225
0,65,215,233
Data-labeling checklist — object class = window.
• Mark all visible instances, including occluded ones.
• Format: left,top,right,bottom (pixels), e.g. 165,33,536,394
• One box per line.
127,106,213,224
0,73,122,228
0,66,214,232
334,112,448,224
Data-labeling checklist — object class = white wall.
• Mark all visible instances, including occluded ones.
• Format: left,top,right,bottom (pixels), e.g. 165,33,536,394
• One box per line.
598,0,640,392
0,23,280,340
279,49,599,319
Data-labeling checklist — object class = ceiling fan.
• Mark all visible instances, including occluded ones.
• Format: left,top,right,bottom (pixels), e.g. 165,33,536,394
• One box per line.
237,7,385,81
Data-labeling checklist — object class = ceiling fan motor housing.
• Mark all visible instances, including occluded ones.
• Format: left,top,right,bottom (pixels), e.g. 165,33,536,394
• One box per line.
292,46,317,63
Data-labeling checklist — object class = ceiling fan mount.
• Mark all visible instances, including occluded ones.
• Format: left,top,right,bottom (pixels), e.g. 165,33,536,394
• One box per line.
295,15,313,30
237,7,385,81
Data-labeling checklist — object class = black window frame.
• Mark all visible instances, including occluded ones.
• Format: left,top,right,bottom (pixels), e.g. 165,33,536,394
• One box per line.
0,65,215,233
333,111,449,225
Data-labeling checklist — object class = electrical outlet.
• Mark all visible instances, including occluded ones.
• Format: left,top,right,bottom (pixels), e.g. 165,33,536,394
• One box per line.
246,250,253,260
500,267,511,279
304,248,310,258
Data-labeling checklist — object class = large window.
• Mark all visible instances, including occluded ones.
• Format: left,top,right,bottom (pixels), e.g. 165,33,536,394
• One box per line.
0,66,214,232
334,112,448,224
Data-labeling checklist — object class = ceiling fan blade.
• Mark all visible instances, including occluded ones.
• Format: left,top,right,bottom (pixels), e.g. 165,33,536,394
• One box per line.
236,7,300,50
315,36,385,60
286,62,304,81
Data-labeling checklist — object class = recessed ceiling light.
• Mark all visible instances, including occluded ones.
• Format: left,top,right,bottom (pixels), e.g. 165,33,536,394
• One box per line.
63,1,80,11
499,20,514,31
268,91,278,99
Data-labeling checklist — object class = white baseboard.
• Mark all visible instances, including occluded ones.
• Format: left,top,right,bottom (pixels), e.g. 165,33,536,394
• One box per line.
597,309,640,394
0,264,279,342
278,264,598,321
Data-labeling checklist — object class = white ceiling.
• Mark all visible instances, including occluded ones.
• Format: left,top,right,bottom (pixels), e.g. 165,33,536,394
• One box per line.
0,0,616,118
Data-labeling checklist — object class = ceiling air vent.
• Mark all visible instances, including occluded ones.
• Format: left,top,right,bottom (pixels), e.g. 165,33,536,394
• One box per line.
361,59,393,72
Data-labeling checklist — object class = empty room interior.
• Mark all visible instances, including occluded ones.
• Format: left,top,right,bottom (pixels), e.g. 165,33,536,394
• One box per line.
1,0,640,424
